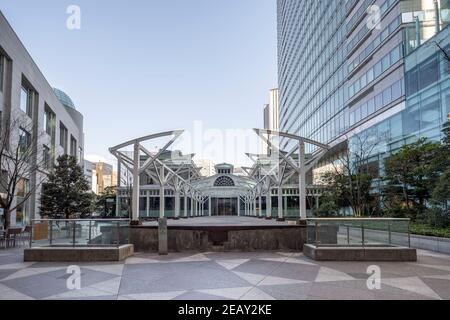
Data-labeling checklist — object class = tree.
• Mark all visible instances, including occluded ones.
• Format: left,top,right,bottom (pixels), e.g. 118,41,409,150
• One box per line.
40,155,94,219
96,186,117,217
383,138,441,219
432,169,450,213
320,132,380,217
427,123,450,224
0,112,45,228
315,190,341,217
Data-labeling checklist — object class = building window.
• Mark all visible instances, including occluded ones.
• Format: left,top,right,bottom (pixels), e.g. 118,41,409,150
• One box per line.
16,178,29,226
19,128,31,156
43,145,51,170
70,135,77,158
43,105,56,137
0,55,4,92
59,122,68,153
20,86,32,117
214,176,235,187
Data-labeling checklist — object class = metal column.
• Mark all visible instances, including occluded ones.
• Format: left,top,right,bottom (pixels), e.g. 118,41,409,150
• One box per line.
208,197,212,216
266,190,272,219
132,142,140,222
299,140,307,220
277,186,283,220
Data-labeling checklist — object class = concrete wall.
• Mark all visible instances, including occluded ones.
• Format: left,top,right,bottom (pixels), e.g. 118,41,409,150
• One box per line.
409,234,450,255
130,226,306,252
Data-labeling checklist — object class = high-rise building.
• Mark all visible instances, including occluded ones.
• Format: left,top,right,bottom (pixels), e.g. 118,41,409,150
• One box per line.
83,160,95,193
277,0,450,178
264,88,280,132
94,162,117,195
0,11,85,225
263,88,280,153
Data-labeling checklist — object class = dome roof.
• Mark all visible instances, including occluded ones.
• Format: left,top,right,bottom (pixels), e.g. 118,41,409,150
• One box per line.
53,88,76,110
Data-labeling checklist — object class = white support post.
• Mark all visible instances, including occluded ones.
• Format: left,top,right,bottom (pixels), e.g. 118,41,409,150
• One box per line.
159,164,165,219
184,192,188,217
190,195,194,217
278,185,283,220
253,197,257,216
237,197,240,216
266,190,272,219
116,161,121,216
146,191,150,218
258,195,262,218
208,197,212,216
175,191,180,218
159,185,165,219
132,142,140,222
299,140,307,220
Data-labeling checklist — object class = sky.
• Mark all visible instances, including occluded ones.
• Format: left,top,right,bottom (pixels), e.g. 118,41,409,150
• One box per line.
0,0,278,167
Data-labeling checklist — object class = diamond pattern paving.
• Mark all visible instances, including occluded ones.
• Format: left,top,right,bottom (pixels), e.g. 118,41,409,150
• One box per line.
1,247,450,300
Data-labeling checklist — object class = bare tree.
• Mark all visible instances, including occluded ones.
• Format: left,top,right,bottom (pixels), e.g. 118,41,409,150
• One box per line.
435,42,450,63
323,131,382,217
0,112,45,228
434,41,450,74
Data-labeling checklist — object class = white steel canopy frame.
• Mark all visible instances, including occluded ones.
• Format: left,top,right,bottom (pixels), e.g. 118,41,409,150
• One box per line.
109,130,200,222
253,129,330,220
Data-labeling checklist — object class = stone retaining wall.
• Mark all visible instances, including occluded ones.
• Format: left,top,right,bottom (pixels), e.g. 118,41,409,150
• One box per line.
130,226,306,252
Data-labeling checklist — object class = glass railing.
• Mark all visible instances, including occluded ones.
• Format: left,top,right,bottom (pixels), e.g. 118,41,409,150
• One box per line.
30,219,130,248
306,218,411,248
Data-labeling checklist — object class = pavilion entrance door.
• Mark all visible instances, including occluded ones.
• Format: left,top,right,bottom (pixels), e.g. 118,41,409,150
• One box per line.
214,198,238,216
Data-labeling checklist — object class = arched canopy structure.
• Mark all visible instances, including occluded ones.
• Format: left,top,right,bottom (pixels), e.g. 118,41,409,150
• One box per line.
109,129,329,222
252,129,330,220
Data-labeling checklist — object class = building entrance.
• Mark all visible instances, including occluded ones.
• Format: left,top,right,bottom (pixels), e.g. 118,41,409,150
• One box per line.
212,198,238,216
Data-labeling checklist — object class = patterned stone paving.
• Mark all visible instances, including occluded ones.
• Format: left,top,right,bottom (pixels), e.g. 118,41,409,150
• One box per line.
1,248,450,300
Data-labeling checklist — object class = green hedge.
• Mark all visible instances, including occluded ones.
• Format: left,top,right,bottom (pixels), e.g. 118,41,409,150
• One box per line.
410,223,450,238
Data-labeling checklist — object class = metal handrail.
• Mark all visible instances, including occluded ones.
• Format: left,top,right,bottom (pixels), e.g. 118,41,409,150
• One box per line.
307,218,411,221
30,218,131,248
307,218,411,248
32,219,130,222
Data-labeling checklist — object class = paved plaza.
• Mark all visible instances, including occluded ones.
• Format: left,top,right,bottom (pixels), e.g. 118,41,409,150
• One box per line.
1,247,450,300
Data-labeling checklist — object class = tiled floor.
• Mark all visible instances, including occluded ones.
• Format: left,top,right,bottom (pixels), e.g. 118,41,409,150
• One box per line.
1,248,450,300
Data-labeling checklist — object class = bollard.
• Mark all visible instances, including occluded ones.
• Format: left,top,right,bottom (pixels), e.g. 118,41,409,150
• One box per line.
158,217,168,255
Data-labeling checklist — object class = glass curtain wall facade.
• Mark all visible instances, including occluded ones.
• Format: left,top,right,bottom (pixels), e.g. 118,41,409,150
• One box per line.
350,25,450,175
277,0,450,175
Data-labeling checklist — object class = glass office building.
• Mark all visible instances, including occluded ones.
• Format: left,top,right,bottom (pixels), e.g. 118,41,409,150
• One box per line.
277,0,450,180
349,24,450,173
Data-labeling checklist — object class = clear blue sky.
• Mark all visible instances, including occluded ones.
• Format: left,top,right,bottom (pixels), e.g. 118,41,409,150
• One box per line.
0,0,278,166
